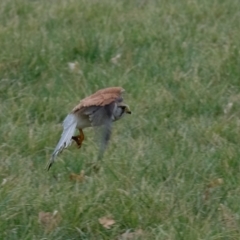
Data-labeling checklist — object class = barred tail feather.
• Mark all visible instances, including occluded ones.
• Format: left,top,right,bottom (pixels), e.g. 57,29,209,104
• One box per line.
47,114,77,170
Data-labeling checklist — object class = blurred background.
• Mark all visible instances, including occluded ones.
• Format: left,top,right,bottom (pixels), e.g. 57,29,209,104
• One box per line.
1,0,240,239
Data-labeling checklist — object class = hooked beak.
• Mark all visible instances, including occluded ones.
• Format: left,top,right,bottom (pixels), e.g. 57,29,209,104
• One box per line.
118,102,131,114
125,106,131,114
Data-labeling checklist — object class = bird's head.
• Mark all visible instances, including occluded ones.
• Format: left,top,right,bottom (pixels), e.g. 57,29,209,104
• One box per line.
113,102,131,121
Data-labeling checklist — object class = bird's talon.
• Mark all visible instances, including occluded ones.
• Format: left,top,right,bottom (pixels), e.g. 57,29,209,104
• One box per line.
72,136,82,148
72,129,84,148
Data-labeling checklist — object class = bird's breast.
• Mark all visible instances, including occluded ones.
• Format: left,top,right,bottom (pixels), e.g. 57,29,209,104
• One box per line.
112,106,125,121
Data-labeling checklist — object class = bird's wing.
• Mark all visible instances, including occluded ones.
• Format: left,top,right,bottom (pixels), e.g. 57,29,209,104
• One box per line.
83,102,117,160
47,114,78,170
72,87,124,112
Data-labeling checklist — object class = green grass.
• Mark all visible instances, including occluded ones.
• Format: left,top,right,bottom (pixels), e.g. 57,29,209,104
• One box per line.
1,0,240,239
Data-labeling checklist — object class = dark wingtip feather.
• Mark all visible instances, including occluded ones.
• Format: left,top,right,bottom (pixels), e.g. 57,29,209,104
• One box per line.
46,162,53,171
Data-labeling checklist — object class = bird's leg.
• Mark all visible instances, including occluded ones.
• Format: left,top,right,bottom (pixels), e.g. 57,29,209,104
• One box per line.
72,129,84,148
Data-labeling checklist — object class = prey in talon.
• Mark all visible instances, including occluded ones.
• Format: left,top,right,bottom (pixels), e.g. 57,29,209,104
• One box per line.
47,87,131,171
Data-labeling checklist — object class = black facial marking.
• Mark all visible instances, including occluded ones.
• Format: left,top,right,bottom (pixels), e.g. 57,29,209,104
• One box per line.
120,106,125,116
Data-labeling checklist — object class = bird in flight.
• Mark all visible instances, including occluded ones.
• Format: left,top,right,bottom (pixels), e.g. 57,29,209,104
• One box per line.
47,87,131,170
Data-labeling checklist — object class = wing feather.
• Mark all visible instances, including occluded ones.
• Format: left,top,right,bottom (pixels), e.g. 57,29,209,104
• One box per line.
47,114,77,170
84,102,116,159
72,87,124,113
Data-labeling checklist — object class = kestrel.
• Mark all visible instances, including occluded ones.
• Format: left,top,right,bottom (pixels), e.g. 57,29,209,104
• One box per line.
47,87,131,170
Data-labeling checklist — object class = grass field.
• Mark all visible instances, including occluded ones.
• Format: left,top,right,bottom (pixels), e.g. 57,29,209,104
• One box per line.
1,0,240,239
